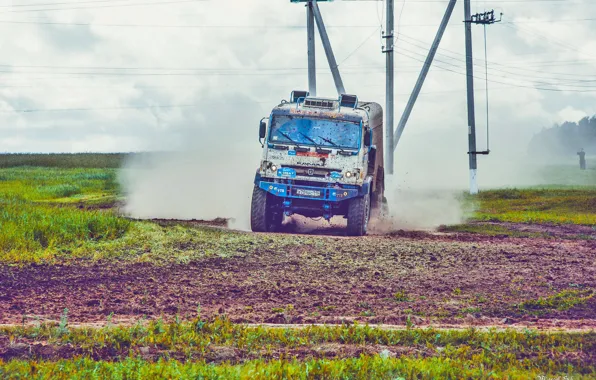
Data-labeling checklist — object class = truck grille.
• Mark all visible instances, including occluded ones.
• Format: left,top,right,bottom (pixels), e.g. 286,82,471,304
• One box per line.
287,166,331,178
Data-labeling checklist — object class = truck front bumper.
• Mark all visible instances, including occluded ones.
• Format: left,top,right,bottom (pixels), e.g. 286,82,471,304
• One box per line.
258,180,361,201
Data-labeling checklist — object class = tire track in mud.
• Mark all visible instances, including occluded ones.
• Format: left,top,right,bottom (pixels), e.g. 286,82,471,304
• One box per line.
0,233,594,328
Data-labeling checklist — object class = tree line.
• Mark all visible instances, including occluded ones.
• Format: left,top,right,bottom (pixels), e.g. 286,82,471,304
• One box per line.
529,115,596,156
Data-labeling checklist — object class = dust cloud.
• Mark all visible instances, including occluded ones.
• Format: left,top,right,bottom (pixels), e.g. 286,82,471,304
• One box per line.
120,96,584,233
119,96,263,230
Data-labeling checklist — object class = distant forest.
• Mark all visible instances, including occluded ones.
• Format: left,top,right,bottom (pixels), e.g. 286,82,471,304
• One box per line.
529,115,596,156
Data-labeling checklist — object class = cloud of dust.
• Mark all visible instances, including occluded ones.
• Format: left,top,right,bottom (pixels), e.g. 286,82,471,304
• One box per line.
119,95,263,230
120,93,581,233
375,118,584,231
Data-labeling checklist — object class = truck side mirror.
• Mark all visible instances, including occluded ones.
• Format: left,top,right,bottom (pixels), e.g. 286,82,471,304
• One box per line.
259,120,267,139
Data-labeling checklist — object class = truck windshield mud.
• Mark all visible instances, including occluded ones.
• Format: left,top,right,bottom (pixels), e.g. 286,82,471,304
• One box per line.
269,116,360,150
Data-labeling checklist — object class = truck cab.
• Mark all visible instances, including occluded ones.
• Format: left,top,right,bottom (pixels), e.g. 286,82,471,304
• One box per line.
251,91,385,236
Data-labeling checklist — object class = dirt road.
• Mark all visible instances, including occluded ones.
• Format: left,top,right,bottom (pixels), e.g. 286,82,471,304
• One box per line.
1,228,594,329
0,226,596,328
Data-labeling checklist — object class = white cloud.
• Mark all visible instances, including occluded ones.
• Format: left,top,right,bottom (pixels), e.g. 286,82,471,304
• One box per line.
0,0,594,168
557,106,588,123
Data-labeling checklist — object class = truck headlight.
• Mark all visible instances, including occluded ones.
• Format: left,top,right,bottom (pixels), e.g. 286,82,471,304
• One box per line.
270,164,278,172
345,171,353,178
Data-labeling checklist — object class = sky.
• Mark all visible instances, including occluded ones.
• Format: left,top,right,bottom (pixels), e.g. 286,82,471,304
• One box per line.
1,0,595,159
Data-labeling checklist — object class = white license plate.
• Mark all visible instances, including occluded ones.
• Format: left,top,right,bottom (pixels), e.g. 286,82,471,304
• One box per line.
296,189,321,197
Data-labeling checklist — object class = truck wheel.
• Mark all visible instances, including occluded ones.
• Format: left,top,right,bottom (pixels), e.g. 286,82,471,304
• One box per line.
347,194,371,236
251,186,283,232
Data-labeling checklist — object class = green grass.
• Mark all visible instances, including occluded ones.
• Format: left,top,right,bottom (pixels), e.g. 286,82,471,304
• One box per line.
1,356,588,379
518,289,594,314
0,153,127,168
0,167,129,262
0,317,593,378
463,188,596,226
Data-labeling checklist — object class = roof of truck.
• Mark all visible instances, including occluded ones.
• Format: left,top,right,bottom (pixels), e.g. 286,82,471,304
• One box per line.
271,96,382,123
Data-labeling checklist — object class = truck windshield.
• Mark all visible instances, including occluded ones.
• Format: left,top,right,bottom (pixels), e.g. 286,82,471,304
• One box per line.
269,115,361,150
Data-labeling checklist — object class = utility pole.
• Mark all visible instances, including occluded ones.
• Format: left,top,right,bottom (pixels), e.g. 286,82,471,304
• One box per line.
307,1,316,96
384,0,394,175
464,8,500,195
463,0,478,195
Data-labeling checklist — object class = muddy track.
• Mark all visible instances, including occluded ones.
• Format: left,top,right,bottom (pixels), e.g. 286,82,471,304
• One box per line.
0,233,595,328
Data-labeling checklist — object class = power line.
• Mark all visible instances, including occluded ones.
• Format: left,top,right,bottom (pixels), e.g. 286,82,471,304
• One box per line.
397,36,596,83
399,46,596,89
337,27,381,66
397,50,596,92
339,0,591,2
0,20,381,28
0,0,206,13
2,18,596,29
0,0,142,8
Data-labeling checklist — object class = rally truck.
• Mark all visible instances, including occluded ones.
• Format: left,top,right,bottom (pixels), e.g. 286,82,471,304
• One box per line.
251,91,386,236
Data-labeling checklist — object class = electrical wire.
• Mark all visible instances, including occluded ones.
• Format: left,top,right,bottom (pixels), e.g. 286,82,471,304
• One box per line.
0,0,206,13
337,27,381,66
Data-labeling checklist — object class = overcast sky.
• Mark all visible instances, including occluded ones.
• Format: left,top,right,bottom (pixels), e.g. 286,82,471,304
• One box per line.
1,0,595,156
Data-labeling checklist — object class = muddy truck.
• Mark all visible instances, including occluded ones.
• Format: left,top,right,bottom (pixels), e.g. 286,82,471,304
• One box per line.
251,91,386,236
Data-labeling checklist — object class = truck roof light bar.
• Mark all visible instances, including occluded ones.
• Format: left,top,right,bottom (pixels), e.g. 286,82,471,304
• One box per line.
339,94,358,109
290,90,309,103
304,98,334,108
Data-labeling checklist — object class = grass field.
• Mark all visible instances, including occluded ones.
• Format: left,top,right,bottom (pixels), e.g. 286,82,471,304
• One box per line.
1,317,593,378
0,154,594,378
0,153,127,168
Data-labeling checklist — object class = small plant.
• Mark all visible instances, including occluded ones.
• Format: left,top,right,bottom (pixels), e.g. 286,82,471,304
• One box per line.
453,288,462,296
393,290,409,302
405,315,414,329
57,308,69,336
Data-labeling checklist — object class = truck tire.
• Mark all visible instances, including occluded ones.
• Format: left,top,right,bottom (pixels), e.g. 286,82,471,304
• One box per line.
347,194,371,236
251,185,283,232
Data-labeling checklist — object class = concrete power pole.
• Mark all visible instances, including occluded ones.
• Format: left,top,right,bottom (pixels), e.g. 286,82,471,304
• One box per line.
307,1,316,96
384,0,395,175
464,0,478,195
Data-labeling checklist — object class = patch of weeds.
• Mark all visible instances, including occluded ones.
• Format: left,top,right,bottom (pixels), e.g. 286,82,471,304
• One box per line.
518,289,594,313
359,310,375,317
452,288,462,296
318,305,336,312
394,290,410,302
460,307,481,314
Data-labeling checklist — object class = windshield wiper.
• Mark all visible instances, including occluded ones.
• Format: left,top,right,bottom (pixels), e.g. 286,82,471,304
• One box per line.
299,132,328,152
279,132,299,145
318,136,347,154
